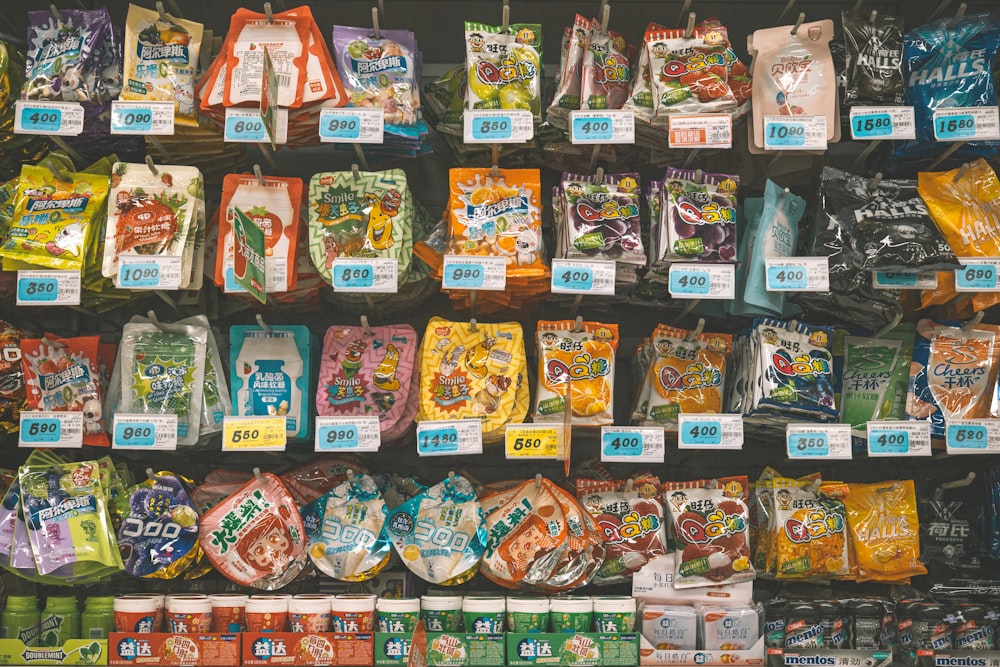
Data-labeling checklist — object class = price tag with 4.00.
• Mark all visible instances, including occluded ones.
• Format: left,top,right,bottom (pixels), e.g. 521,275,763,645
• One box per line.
946,420,1000,454
464,109,534,144
417,419,482,456
550,258,616,295
786,424,852,460
222,416,287,451
933,107,1000,142
319,107,384,144
955,258,1000,292
116,256,183,290
668,263,735,299
315,416,381,452
110,100,175,135
112,414,178,450
224,108,288,144
16,270,81,306
677,414,744,449
442,255,507,291
866,420,931,457
14,100,84,136
505,424,562,459
569,110,635,144
331,258,398,293
765,257,830,292
19,412,83,448
601,426,665,463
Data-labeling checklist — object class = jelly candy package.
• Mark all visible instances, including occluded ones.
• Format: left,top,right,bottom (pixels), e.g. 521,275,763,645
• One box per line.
230,325,312,441
465,22,543,122
121,5,203,125
0,321,24,433
333,25,421,128
385,474,485,585
103,162,202,287
301,472,391,581
308,169,413,287
448,168,545,277
534,320,618,426
217,173,302,295
557,172,644,265
316,324,417,440
750,319,838,421
547,15,590,121
663,478,754,588
199,472,308,590
118,471,204,579
0,450,63,579
624,22,665,123
534,481,604,592
841,10,905,105
20,335,107,447
280,456,368,506
841,329,914,435
907,319,1000,437
223,7,310,107
0,165,110,271
580,28,633,111
771,480,849,579
18,460,122,580
843,480,927,582
659,168,739,263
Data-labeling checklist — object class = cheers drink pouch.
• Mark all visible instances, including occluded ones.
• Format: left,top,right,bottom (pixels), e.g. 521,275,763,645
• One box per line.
534,320,618,425
772,481,849,579
580,29,632,111
842,10,905,105
548,15,590,122
560,172,644,265
122,5,203,125
118,471,203,579
844,480,927,582
465,22,543,123
334,25,421,128
385,474,486,585
0,321,25,432
661,168,739,263
223,7,309,108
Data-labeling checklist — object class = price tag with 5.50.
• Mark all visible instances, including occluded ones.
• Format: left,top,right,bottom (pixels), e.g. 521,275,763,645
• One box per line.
550,258,616,295
866,420,931,457
222,416,287,451
315,416,381,452
569,110,635,144
16,270,81,306
19,412,83,448
442,255,507,291
600,426,665,463
112,414,178,450
417,419,482,456
786,424,852,460
505,424,562,459
946,420,1000,454
464,109,534,144
677,414,744,449
319,107,384,144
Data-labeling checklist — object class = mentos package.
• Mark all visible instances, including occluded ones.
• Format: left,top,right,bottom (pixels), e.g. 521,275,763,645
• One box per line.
465,22,543,123
385,474,486,585
118,472,204,579
333,26,421,129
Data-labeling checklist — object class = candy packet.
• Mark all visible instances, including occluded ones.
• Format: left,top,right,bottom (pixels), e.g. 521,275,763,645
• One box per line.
0,321,25,433
771,480,850,579
302,472,390,581
199,472,308,590
385,473,485,585
660,168,739,263
918,480,983,571
841,10,905,106
534,481,604,592
223,7,310,107
465,22,543,123
333,25,421,128
841,329,914,436
557,172,644,265
534,320,618,426
580,28,632,111
0,449,64,580
547,15,590,123
623,22,666,123
843,480,927,582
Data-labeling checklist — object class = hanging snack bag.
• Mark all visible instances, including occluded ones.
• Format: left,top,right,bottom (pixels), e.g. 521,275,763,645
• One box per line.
385,474,486,585
175,315,230,436
841,331,913,435
646,23,744,116
301,472,391,581
200,472,308,590
465,22,543,123
755,319,838,421
534,320,618,426
0,322,25,432
843,480,927,582
772,480,849,579
1,165,109,271
580,28,632,111
230,325,312,441
623,22,666,123
21,335,107,446
118,472,203,579
121,4,203,125
918,481,983,571
660,168,739,263
535,481,605,592
0,450,65,580
841,10,905,106
223,7,310,107
217,173,302,294
559,172,644,265
333,25,421,128
547,15,590,122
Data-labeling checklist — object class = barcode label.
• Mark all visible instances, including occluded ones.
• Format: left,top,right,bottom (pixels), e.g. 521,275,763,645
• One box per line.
551,259,616,295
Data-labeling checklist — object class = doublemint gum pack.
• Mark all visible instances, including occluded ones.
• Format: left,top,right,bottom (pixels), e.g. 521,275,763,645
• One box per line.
465,22,543,123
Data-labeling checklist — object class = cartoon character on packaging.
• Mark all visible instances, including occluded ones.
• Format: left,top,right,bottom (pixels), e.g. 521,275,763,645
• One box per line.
365,189,401,251
373,344,401,391
472,375,511,415
342,339,367,378
465,336,498,379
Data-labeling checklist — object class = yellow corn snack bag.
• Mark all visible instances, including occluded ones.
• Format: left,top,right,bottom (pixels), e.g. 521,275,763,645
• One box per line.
534,320,618,425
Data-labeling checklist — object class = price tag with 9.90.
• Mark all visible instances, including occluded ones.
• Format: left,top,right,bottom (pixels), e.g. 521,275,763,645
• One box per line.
442,255,507,291
315,416,381,452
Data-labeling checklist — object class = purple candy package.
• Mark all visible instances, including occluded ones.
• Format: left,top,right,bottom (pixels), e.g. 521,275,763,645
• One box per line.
333,26,421,128
661,167,740,263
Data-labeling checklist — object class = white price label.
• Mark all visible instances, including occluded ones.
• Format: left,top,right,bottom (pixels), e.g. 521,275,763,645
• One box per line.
849,106,916,140
668,113,733,148
319,107,384,144
14,100,84,136
763,115,828,151
417,419,482,456
116,255,183,290
677,414,744,449
955,258,1000,292
945,420,1000,454
112,414,178,450
505,424,563,460
569,110,635,144
315,416,381,452
16,270,81,306
765,257,830,292
224,107,288,144
933,107,1000,142
866,420,932,457
331,258,398,293
601,426,665,463
872,270,938,290
110,101,175,135
19,412,84,448
442,255,507,291
668,263,735,299
464,110,534,144
786,424,853,460
550,258,616,295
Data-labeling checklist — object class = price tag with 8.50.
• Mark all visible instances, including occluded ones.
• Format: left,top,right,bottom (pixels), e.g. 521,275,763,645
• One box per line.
112,414,178,450
785,424,852,460
600,426,665,462
222,416,287,451
464,109,534,144
677,414,744,449
315,416,381,452
19,412,83,448
866,420,931,457
417,419,482,456
505,424,562,459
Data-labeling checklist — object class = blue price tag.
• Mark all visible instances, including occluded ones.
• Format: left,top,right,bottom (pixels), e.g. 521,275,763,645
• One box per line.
418,427,459,454
875,271,917,287
333,263,375,289
320,114,361,140
669,268,711,296
224,115,266,141
681,421,723,446
936,114,976,140
956,264,997,290
471,115,513,141
20,106,62,132
787,432,830,457
552,267,593,291
119,263,160,288
112,107,153,133
21,416,61,444
17,277,59,302
947,424,988,450
572,116,613,142
766,265,808,290
869,429,909,454
113,421,156,447
764,120,806,147
445,262,486,289
317,424,359,451
852,112,893,138
601,431,643,457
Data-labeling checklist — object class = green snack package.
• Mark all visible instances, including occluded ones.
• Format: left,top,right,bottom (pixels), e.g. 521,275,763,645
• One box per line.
465,22,543,123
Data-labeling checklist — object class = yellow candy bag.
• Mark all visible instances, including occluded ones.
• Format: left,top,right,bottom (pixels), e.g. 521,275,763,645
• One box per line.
842,480,927,582
534,320,618,425
772,479,849,580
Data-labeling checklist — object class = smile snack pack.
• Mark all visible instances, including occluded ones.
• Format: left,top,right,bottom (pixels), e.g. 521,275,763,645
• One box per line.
0,164,109,271
301,472,390,581
199,471,308,590
465,22,543,122
333,25,421,128
121,4,203,125
841,9,905,106
580,27,633,111
385,473,486,585
658,168,739,264
556,172,644,265
843,480,927,582
534,320,618,426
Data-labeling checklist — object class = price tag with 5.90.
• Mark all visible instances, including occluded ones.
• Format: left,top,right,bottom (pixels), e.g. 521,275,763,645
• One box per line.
222,416,287,451
19,412,83,448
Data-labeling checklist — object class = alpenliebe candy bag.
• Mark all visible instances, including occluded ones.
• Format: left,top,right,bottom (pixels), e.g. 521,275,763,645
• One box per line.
547,15,590,122
580,28,632,111
559,172,644,265
121,4,203,126
118,471,204,579
841,10,905,106
907,319,1000,437
772,480,849,580
20,335,107,447
223,7,310,108
661,168,739,263
316,324,417,437
217,173,302,294
301,472,390,581
19,460,122,580
0,165,109,271
308,169,413,286
843,480,927,582
0,321,24,433
333,25,421,128
663,478,754,588
534,320,618,426
385,474,485,585
447,168,545,277
465,22,543,122
576,477,667,585
199,472,308,590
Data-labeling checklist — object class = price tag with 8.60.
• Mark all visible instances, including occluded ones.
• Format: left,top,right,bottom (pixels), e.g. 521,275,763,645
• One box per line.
16,270,81,306
849,106,916,140
933,107,1000,142
786,424,852,459
110,100,175,135
677,414,744,449
600,426,665,462
866,420,931,457
946,420,1000,454
955,258,1000,292
116,256,183,290
315,416,381,452
464,109,534,144
668,263,735,299
765,257,830,292
505,424,563,459
550,258,616,295
19,412,83,448
224,108,288,144
14,100,84,136
417,419,482,456
319,107,384,143
112,414,178,450
331,258,398,293
442,255,507,291
222,416,287,451
569,110,635,144
763,115,827,150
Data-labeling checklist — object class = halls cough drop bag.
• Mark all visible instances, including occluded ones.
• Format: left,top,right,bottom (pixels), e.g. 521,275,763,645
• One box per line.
843,480,926,582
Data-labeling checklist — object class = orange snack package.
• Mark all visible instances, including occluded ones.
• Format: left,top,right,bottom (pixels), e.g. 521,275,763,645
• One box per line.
534,320,618,426
842,480,926,582
223,7,311,108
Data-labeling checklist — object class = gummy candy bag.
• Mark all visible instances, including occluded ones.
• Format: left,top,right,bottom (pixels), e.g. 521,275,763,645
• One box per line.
301,472,391,581
385,474,485,585
580,28,633,111
660,168,739,263
755,319,838,421
0,321,25,433
623,22,666,123
841,10,905,106
465,22,543,123
557,172,644,265
771,480,849,579
547,15,590,123
843,480,927,582
534,320,618,426
333,25,421,128
0,449,64,580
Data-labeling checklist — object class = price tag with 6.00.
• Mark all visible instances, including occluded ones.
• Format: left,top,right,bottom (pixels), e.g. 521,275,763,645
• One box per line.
946,420,1000,454
315,416,381,452
112,414,178,450
464,109,534,144
505,424,562,459
222,416,287,451
442,255,507,291
600,426,665,463
16,270,81,306
224,108,288,144
550,258,616,295
786,424,852,460
677,414,744,449
19,412,83,448
417,419,482,456
866,420,931,457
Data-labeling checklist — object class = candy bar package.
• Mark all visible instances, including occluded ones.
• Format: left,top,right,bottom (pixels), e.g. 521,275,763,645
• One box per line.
841,10,905,105
465,22,543,123
333,25,421,128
